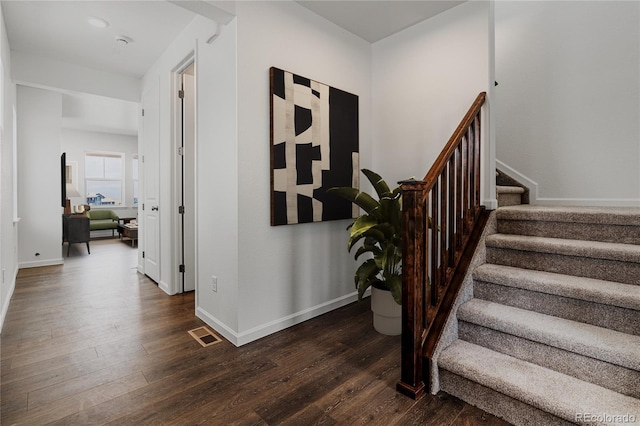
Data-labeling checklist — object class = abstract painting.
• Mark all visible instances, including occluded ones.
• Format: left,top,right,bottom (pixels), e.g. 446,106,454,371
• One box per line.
270,67,359,226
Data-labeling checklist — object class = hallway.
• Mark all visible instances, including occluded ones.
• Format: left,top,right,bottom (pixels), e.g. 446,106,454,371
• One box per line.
1,239,508,425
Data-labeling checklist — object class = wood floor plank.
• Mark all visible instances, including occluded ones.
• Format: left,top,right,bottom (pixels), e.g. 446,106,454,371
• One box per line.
2,372,148,425
1,238,511,425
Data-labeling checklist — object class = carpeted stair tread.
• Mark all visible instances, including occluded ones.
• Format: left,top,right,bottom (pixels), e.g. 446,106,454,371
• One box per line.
439,340,640,423
457,299,640,370
473,264,640,311
497,205,640,226
486,234,640,264
496,185,525,194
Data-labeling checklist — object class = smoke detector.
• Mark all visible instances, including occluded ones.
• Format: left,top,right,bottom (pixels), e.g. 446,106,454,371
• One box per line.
115,35,133,45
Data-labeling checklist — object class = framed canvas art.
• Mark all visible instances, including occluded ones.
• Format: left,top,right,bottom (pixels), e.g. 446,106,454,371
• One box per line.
270,67,359,226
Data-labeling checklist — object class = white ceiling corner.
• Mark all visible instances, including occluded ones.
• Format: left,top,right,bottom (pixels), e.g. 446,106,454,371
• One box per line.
295,0,466,43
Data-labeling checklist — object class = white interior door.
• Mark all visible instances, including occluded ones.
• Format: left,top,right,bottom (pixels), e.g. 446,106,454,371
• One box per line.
142,82,160,283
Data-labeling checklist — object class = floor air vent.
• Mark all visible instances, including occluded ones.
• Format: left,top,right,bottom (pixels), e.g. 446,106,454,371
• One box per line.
188,326,222,347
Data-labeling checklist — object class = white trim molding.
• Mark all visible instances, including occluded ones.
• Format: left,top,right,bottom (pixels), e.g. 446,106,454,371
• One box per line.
496,159,640,207
196,291,362,347
18,258,63,269
495,159,539,204
0,266,19,333
535,198,640,208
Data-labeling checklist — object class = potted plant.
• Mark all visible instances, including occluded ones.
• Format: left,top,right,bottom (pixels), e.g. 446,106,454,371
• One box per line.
328,169,403,335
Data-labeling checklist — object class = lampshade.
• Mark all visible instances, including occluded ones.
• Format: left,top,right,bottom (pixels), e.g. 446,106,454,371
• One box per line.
66,182,81,198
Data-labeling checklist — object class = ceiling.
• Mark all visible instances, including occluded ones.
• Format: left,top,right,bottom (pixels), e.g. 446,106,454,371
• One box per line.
2,0,465,135
2,1,196,79
3,0,466,79
296,1,465,43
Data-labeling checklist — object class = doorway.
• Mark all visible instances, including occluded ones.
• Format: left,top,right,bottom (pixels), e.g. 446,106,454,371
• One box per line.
176,62,196,293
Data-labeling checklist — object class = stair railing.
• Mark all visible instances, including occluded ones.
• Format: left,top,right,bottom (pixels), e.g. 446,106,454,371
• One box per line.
397,92,487,399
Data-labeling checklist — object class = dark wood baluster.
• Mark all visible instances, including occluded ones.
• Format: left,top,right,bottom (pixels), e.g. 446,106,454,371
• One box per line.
462,134,469,232
440,168,448,284
467,126,475,223
421,196,429,328
430,187,439,305
448,158,455,269
474,115,481,212
455,145,463,251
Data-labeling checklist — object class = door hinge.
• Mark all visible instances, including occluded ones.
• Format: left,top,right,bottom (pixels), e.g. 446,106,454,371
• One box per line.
142,251,145,259
142,203,145,211
178,205,185,214
142,155,145,163
178,89,184,99
142,109,145,117
179,264,185,273
178,147,184,156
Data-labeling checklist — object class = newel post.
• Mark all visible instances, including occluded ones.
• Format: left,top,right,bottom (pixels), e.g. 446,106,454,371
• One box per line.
396,179,427,400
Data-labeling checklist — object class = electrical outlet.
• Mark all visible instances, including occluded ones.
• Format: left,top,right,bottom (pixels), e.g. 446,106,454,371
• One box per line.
211,276,217,292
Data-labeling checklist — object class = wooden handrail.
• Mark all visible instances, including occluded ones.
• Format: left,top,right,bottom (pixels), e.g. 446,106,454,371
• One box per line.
396,92,487,400
423,93,486,186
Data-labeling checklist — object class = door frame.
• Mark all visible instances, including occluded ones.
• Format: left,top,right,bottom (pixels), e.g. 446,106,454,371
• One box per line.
170,53,197,296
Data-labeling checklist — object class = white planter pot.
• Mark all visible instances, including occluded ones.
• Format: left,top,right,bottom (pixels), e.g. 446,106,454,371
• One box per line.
371,286,402,336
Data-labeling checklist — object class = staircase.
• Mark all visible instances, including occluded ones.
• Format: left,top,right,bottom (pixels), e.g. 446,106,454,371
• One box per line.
438,198,640,424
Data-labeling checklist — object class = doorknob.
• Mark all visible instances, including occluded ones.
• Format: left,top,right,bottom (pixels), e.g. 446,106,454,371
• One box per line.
151,206,159,211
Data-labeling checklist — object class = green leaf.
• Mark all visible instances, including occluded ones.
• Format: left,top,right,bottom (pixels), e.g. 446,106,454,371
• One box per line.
348,215,378,240
354,259,380,291
358,278,381,302
348,227,387,251
353,244,381,261
327,187,381,217
362,169,391,198
387,275,402,305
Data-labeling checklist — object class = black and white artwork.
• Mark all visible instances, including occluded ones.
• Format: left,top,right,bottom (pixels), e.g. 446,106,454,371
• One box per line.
270,67,359,226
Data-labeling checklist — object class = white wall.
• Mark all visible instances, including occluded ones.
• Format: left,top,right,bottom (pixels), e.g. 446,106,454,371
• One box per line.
232,1,372,342
16,85,63,268
11,51,140,102
372,1,491,193
496,1,640,206
61,128,138,218
194,20,239,334
1,4,18,331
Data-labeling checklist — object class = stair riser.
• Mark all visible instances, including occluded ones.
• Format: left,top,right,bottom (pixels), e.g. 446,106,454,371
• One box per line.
474,281,640,335
497,193,522,207
486,247,640,285
459,322,640,399
439,370,573,426
498,221,640,245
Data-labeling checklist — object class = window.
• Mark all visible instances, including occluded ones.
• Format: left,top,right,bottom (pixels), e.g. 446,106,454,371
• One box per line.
85,152,124,206
132,155,139,206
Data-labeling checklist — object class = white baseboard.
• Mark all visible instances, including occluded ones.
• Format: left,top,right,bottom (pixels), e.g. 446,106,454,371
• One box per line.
483,198,498,210
196,291,361,347
195,307,241,346
18,258,63,269
158,280,173,295
496,159,640,207
535,198,640,208
0,266,18,334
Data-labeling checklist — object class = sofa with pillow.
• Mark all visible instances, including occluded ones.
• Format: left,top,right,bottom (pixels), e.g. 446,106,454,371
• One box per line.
86,209,119,237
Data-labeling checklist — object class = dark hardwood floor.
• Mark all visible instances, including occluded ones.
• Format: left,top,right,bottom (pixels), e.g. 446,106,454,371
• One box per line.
1,239,510,425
